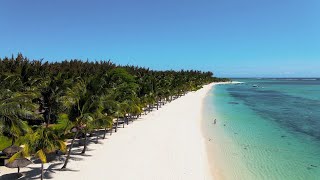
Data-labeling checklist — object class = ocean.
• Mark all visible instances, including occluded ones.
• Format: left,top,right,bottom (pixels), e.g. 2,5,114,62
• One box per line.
203,78,320,180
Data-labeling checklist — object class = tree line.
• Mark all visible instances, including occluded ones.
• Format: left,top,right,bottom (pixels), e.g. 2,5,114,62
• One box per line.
0,53,229,179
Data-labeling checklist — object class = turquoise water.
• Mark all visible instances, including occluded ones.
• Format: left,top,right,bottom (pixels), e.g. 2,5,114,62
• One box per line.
204,79,320,180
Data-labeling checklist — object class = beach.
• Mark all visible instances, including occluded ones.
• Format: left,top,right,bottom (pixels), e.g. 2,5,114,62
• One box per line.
1,83,218,180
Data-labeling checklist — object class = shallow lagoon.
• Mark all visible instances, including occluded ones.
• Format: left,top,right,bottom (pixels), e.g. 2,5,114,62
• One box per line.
204,79,320,180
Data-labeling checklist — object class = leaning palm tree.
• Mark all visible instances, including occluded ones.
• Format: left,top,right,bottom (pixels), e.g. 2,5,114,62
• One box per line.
60,78,101,168
60,120,83,169
59,78,86,169
79,114,94,154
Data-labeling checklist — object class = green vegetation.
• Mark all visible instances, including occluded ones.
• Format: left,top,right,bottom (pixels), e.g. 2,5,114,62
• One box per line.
0,136,11,151
0,53,229,177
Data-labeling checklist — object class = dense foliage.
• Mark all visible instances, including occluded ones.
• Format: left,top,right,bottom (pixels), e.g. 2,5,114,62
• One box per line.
0,53,229,178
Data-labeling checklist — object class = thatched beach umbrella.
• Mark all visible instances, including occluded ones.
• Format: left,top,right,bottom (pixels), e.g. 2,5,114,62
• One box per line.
5,158,32,173
3,145,22,157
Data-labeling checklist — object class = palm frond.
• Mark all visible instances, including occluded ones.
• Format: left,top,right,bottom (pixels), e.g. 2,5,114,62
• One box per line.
8,151,23,163
57,140,67,153
36,149,47,163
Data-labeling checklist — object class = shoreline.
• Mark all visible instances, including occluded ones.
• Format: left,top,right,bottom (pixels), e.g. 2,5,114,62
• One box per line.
201,81,244,180
1,83,217,180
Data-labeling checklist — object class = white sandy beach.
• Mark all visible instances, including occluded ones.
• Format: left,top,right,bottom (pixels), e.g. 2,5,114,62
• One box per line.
1,83,217,180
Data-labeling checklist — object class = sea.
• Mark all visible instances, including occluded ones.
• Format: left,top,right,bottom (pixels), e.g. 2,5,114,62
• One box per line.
203,78,320,180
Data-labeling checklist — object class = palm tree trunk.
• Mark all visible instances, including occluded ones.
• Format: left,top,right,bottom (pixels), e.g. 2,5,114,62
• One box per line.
61,131,78,169
81,129,88,154
11,137,15,146
115,117,119,132
46,108,51,127
95,131,99,144
103,128,107,139
40,163,44,180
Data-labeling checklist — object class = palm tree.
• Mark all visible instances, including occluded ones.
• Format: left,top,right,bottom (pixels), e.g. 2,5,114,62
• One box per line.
92,114,113,141
113,106,123,133
38,75,67,127
100,97,119,135
119,102,130,127
0,90,39,145
130,102,143,119
60,78,101,167
146,93,156,113
9,127,66,180
79,114,94,154
60,123,82,169
59,78,87,169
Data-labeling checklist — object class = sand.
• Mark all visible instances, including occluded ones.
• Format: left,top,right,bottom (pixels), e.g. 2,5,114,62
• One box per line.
0,83,216,180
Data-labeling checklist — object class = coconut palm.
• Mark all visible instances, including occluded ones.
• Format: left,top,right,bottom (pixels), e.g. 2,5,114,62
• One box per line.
100,98,118,135
113,106,124,133
146,92,156,112
60,78,102,168
37,75,67,127
60,123,82,169
92,113,113,141
9,127,66,180
0,90,39,145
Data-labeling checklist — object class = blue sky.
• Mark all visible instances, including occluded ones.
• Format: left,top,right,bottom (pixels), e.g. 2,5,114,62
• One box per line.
0,0,319,77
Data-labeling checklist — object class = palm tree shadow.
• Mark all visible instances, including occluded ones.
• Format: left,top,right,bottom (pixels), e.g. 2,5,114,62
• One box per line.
0,172,23,180
43,163,63,179
65,155,83,162
73,153,92,157
18,163,79,180
71,148,94,156
19,166,41,179
44,163,79,179
94,141,104,145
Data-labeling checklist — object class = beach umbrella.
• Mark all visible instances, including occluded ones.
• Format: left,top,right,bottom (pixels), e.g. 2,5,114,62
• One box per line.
3,145,22,157
5,158,32,173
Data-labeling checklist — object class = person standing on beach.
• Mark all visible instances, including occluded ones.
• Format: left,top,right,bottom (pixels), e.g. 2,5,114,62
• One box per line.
214,119,217,125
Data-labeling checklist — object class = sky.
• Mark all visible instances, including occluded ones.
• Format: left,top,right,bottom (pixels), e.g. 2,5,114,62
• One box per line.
0,0,320,77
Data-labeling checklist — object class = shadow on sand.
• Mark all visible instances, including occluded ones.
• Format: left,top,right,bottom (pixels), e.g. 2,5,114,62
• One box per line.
0,127,134,179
